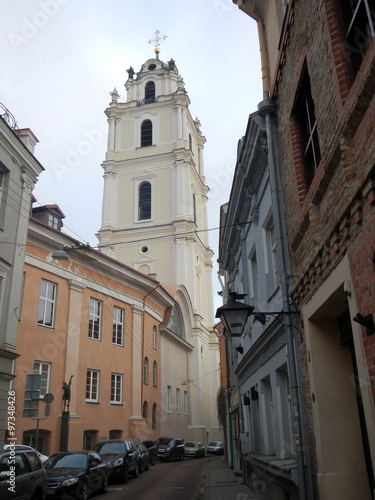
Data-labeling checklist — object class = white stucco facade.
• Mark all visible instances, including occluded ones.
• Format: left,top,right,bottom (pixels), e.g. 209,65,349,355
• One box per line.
97,54,221,444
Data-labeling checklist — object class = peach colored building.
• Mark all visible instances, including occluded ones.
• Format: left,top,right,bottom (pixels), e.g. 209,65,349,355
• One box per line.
13,206,191,455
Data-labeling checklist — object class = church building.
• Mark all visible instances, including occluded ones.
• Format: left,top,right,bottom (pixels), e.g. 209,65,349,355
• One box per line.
97,38,221,444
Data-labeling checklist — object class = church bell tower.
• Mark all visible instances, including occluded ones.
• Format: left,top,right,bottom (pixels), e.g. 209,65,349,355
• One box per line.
97,40,214,327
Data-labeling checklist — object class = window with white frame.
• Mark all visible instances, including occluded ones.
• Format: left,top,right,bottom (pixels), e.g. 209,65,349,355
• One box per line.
138,181,152,220
167,385,171,413
176,388,180,415
88,298,102,340
111,373,123,404
47,213,59,229
37,279,57,328
153,361,157,387
33,361,51,398
143,357,149,384
153,325,157,350
113,306,124,346
86,369,99,402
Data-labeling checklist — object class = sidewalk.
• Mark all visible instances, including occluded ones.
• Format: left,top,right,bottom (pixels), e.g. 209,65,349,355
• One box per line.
200,457,256,500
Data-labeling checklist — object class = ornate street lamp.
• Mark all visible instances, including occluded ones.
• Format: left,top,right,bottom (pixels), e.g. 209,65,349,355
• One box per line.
215,292,254,336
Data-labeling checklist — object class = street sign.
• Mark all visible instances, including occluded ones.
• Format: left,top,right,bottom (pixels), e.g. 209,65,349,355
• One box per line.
44,393,54,404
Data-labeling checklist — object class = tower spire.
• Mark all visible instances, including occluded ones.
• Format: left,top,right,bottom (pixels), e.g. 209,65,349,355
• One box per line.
148,30,167,60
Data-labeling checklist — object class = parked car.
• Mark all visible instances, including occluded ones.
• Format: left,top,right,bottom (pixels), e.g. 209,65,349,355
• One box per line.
140,439,157,466
4,444,49,464
93,439,138,483
184,441,205,458
0,447,47,500
207,441,224,455
130,440,149,474
156,437,184,462
45,451,108,499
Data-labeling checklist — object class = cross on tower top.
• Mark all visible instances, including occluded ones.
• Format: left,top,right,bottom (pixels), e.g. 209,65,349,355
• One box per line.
148,30,167,59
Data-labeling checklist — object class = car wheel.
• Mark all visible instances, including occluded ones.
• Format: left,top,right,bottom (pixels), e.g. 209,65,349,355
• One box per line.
122,465,128,484
139,460,143,474
133,463,139,478
77,483,90,500
151,455,156,466
170,452,174,462
101,477,108,493
180,452,184,461
31,491,42,500
145,459,149,471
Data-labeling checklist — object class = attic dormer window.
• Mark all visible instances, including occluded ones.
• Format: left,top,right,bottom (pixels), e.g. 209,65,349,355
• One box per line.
145,81,156,103
48,213,59,230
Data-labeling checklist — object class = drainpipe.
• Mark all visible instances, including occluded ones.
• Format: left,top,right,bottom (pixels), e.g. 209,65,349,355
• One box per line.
233,0,270,99
258,99,309,500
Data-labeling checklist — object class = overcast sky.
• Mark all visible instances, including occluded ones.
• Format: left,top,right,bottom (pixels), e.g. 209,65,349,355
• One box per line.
1,0,262,311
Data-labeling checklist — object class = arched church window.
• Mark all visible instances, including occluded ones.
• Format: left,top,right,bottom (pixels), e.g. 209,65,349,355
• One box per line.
145,81,156,103
143,357,149,384
139,182,151,220
167,305,185,340
141,120,152,147
152,403,157,430
143,401,148,420
153,361,157,387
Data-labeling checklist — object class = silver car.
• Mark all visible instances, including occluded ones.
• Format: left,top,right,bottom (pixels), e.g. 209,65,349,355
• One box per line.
207,441,224,455
0,447,47,500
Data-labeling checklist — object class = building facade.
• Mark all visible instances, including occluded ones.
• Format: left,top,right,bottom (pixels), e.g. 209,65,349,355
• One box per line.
217,108,309,498
97,50,221,444
232,0,375,498
13,207,195,454
273,1,375,498
0,106,43,449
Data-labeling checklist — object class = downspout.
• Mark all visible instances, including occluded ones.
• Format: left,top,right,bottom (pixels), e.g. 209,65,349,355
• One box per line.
233,0,270,99
258,99,308,500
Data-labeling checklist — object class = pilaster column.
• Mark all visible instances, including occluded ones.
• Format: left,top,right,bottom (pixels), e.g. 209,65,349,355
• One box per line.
131,304,143,418
65,279,86,413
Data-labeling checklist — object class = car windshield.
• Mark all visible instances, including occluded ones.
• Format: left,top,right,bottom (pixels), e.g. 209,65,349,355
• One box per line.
95,442,125,454
157,437,172,445
45,453,87,469
209,441,220,446
185,442,197,448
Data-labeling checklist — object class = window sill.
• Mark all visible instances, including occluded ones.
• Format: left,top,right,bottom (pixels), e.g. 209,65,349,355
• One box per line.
85,400,100,404
110,402,124,406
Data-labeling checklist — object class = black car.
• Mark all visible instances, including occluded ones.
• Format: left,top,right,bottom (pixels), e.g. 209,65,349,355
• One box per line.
130,441,149,474
0,447,47,500
140,439,157,466
45,451,108,500
156,437,184,462
93,440,138,483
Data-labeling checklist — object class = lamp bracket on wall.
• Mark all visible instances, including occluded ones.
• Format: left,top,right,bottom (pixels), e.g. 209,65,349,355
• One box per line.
353,313,375,336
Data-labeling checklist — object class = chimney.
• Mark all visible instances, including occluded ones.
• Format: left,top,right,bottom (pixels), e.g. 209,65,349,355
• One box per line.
15,128,39,155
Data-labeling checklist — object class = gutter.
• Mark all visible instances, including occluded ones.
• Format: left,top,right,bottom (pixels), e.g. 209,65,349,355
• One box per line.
233,0,270,99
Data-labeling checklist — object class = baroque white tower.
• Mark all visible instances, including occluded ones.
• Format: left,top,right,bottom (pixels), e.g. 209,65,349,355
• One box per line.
97,40,221,442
